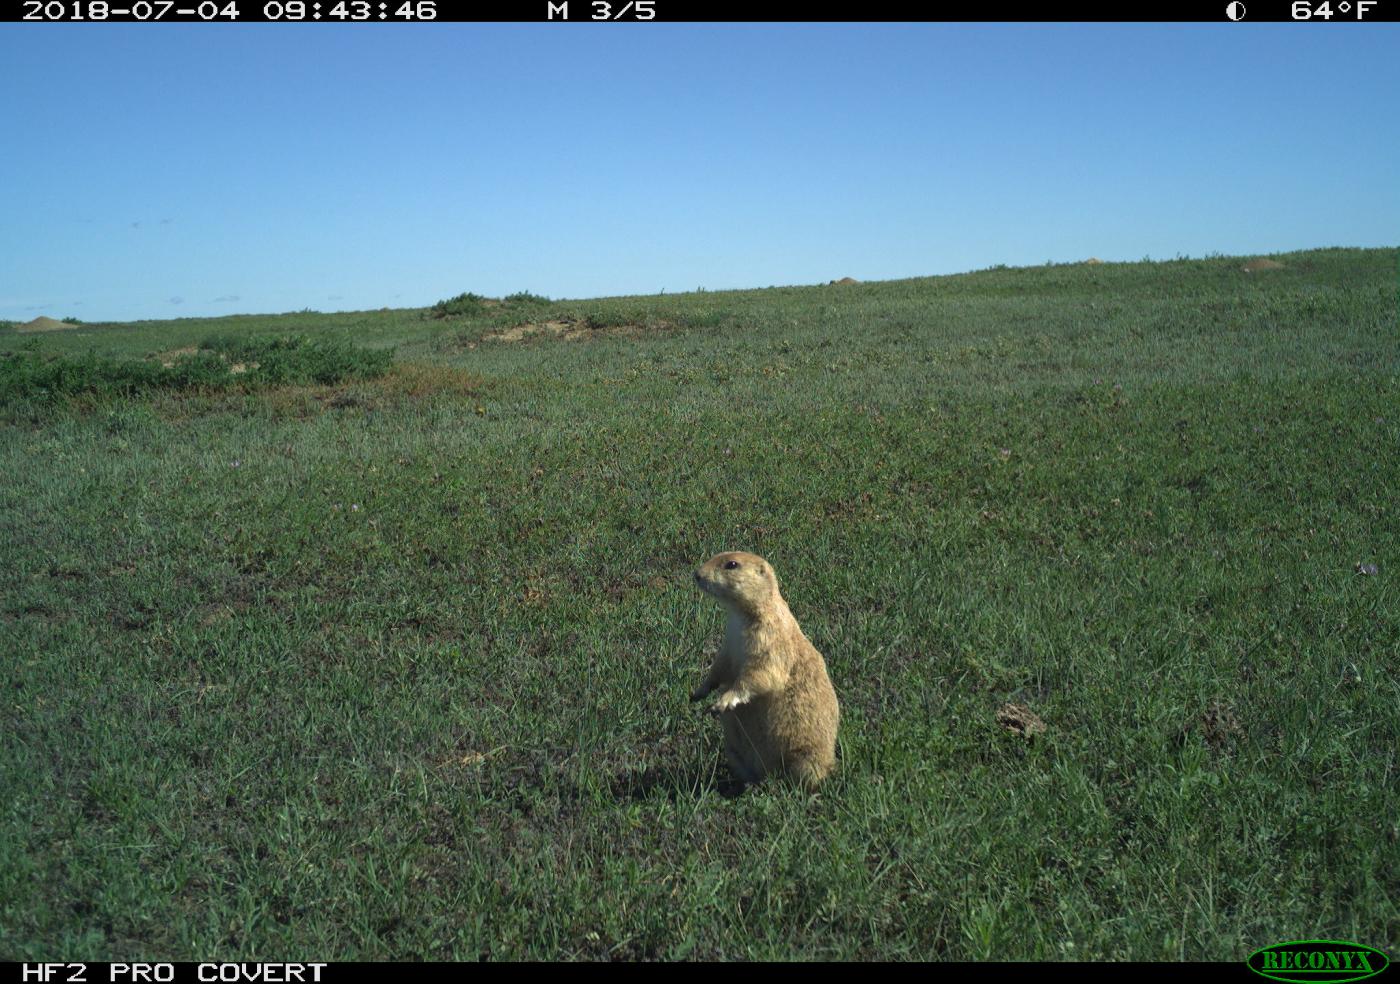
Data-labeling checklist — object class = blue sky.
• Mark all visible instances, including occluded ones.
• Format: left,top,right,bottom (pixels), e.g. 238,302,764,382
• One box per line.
2,24,1397,323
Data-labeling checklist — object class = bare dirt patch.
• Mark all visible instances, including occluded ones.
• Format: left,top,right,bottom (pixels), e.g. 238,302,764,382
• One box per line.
16,317,75,333
152,346,199,368
486,317,661,343
1195,701,1243,750
149,347,261,374
997,702,1047,739
1242,258,1285,273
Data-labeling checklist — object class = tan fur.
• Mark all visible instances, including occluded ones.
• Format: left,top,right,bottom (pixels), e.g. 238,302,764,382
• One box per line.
691,551,840,790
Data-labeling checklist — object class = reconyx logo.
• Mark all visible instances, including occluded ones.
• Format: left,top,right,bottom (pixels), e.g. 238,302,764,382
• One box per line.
1248,940,1390,984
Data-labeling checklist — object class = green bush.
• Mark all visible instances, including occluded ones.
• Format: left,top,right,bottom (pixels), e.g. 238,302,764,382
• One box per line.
0,335,393,405
428,292,487,318
503,291,550,305
198,334,394,385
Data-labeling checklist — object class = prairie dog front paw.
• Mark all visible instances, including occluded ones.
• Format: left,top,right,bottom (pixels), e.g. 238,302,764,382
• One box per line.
709,689,751,715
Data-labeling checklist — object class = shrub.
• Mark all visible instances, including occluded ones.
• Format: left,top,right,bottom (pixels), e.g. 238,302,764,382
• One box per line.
198,334,393,385
0,335,393,405
428,292,487,319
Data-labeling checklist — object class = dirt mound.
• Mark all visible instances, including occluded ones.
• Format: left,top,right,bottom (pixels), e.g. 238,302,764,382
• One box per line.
1242,258,1285,272
152,346,198,367
148,347,259,373
494,320,573,342
486,317,661,343
16,316,74,332
1083,257,1103,265
828,277,860,285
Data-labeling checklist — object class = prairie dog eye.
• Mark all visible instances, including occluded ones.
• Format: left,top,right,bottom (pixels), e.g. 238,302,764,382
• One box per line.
723,560,740,570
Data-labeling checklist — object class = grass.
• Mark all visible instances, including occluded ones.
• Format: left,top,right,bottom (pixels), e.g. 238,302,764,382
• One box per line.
1,247,1397,960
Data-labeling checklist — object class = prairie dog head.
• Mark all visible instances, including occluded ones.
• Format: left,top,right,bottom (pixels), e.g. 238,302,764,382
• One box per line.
693,551,780,612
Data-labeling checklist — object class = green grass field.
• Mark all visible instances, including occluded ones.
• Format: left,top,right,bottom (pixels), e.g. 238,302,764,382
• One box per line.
2,247,1397,960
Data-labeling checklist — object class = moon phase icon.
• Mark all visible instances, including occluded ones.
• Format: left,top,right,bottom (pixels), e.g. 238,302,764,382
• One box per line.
1226,1,1246,17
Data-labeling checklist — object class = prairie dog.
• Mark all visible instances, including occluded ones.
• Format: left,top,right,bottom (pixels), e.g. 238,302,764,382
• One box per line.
690,551,840,790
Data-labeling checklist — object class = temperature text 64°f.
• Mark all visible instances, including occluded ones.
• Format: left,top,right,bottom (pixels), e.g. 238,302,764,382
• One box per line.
1291,0,1379,17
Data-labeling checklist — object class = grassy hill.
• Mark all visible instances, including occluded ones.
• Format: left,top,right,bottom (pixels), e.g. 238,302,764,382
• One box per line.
1,247,1396,959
